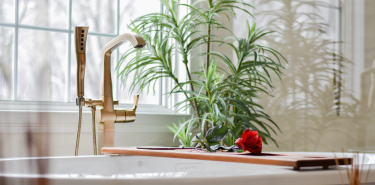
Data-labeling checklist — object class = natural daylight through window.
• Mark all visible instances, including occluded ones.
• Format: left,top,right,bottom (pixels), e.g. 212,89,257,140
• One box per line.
0,0,162,105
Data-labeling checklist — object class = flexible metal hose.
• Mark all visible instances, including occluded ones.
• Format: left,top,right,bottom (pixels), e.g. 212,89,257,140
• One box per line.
75,106,82,156
92,107,97,155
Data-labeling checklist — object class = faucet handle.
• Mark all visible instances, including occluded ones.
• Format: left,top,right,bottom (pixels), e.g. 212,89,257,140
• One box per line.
132,95,139,111
114,95,139,123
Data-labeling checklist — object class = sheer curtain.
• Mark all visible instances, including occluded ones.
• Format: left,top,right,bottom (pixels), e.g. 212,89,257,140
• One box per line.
233,0,375,152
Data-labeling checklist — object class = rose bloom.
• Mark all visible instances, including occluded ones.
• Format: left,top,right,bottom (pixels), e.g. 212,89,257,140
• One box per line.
235,129,262,153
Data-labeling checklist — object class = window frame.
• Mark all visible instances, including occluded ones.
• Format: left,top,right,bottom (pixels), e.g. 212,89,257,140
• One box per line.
0,0,189,115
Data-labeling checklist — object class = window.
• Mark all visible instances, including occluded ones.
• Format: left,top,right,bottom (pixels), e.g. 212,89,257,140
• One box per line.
0,0,162,106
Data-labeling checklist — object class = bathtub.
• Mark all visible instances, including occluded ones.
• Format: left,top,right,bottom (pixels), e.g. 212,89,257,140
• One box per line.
0,152,374,185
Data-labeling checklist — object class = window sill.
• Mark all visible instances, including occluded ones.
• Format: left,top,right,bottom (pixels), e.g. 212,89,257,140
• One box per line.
0,101,191,134
0,100,182,114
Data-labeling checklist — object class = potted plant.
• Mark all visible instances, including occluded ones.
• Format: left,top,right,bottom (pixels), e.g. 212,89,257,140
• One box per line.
118,0,287,152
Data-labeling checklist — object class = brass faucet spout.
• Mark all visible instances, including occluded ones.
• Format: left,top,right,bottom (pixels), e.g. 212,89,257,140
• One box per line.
99,33,145,117
95,33,145,152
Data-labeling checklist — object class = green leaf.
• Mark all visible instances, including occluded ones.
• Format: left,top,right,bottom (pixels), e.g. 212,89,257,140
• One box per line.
209,144,220,151
205,125,228,143
204,143,215,152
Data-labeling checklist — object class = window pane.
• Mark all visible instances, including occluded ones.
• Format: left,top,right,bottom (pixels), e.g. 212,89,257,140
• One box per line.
119,0,160,33
118,45,160,105
72,0,116,34
69,35,115,102
117,0,160,105
18,29,67,101
19,0,68,29
0,0,15,23
0,27,14,100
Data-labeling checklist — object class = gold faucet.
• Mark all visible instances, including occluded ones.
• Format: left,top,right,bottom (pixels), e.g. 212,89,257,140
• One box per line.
74,26,146,155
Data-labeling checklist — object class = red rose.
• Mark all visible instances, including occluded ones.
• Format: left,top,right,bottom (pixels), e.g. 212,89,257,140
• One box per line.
235,129,262,153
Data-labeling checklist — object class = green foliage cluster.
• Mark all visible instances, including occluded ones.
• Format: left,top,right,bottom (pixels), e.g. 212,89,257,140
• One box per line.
118,0,287,151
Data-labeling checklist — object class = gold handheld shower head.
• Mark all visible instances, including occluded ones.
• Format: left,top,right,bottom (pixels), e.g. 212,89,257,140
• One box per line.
74,26,89,156
75,26,89,104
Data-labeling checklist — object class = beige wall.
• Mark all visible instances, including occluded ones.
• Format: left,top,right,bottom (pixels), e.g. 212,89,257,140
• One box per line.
232,0,375,152
365,0,375,69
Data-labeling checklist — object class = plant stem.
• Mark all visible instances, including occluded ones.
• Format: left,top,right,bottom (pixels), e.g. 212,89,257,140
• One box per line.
203,21,212,134
172,11,202,126
184,63,201,125
224,92,233,126
206,24,211,74
172,77,194,108
177,28,202,125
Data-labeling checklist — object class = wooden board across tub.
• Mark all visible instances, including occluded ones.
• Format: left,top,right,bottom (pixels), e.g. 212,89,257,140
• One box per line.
101,147,352,170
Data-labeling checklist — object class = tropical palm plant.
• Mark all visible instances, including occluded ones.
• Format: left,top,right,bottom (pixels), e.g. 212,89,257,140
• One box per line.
118,0,287,151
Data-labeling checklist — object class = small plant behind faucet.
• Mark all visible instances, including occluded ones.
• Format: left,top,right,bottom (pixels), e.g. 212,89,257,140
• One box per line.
118,0,287,152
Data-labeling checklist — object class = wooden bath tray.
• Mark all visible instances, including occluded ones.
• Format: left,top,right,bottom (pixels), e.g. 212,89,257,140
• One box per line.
101,147,352,170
